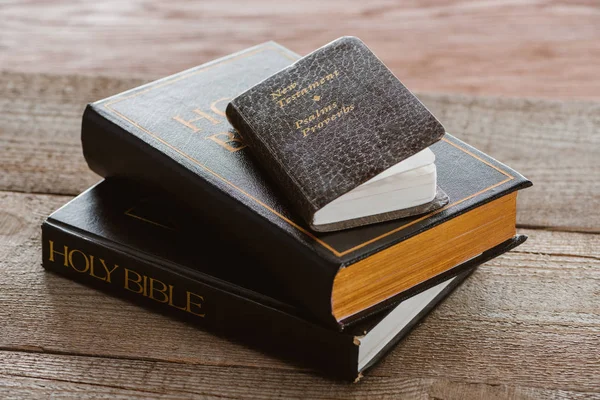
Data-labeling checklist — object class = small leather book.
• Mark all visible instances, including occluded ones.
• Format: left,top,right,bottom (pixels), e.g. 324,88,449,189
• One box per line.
226,36,448,232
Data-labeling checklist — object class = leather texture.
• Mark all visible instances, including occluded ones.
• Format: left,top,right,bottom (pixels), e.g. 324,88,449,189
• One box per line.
42,178,512,379
81,42,532,327
227,37,446,230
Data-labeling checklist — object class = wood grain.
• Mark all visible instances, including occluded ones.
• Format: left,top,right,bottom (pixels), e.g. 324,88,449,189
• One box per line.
1,0,599,100
1,71,598,232
0,189,598,397
1,352,597,399
0,71,144,195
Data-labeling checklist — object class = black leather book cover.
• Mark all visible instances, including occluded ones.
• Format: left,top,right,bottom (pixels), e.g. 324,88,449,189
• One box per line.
226,37,447,231
81,42,532,329
41,179,525,380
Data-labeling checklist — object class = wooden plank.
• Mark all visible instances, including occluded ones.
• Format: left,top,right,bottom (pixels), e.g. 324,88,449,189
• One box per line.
0,371,173,400
0,71,144,196
0,190,598,396
1,0,599,100
0,351,596,399
1,71,598,231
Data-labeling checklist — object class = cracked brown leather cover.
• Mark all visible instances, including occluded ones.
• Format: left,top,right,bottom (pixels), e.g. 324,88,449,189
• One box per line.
81,42,532,328
227,36,446,231
42,178,519,380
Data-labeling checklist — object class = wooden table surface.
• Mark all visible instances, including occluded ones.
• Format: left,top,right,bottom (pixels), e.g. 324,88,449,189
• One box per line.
1,0,600,101
1,1,599,399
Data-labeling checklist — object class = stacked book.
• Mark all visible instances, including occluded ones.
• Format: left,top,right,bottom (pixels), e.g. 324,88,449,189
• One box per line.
42,37,531,381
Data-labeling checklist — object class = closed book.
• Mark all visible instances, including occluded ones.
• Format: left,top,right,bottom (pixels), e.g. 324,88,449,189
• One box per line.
226,36,449,231
41,179,525,380
81,42,532,329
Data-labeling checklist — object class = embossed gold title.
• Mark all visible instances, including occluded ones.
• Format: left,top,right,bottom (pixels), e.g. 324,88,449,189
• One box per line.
270,69,355,137
271,70,340,108
48,240,206,318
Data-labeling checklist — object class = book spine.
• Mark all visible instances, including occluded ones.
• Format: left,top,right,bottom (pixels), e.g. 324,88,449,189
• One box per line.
41,220,359,379
226,102,317,225
81,105,340,328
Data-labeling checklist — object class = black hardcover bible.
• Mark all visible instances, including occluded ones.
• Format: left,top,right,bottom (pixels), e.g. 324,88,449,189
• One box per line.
81,42,532,329
226,37,449,232
41,179,524,380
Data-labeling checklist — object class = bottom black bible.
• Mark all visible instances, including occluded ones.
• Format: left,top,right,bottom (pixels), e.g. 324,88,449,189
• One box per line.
41,179,527,380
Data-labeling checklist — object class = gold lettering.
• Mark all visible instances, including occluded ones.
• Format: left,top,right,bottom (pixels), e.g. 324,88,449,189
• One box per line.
48,240,69,267
307,81,320,91
89,255,102,280
173,109,221,133
206,131,246,152
47,245,207,318
102,260,119,283
271,89,282,99
143,275,148,297
124,268,144,294
68,249,90,273
148,278,169,303
297,102,353,137
270,82,297,100
275,70,341,108
168,284,188,311
186,292,205,317
210,98,230,117
89,257,119,283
